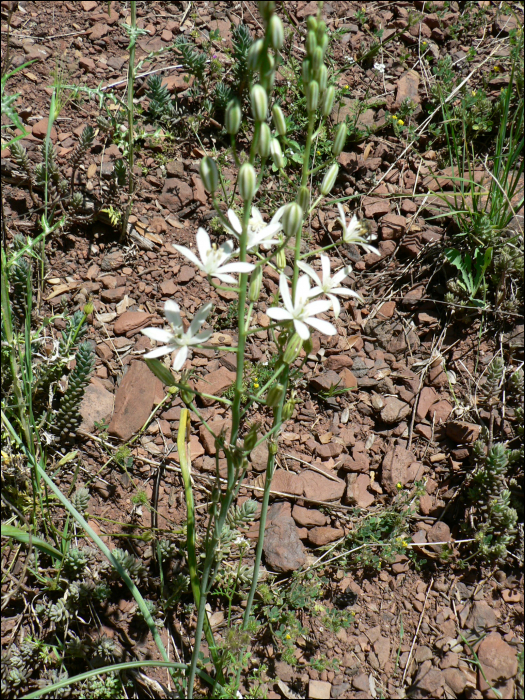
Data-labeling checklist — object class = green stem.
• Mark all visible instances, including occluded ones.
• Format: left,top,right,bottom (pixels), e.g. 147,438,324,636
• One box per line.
292,111,316,298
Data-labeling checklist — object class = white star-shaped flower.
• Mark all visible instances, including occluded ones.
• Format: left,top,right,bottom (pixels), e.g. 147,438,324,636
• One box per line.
374,62,385,73
297,254,364,317
225,206,285,251
266,274,336,340
174,228,254,283
142,300,213,371
337,204,380,255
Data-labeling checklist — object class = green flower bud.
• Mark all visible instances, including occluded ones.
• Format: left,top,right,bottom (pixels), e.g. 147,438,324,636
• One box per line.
257,122,272,158
318,33,329,55
248,38,264,71
316,21,327,43
225,99,241,135
282,201,303,238
272,104,287,136
306,29,317,57
181,385,193,406
317,64,328,91
321,85,335,116
306,80,319,112
266,383,285,408
83,300,94,316
238,162,257,201
307,16,318,32
312,46,323,72
302,59,312,85
260,52,275,79
243,423,259,453
276,247,286,271
259,1,275,23
296,186,310,213
200,156,219,193
270,138,285,169
282,396,296,421
332,122,347,156
269,14,284,50
283,332,303,364
320,163,339,195
303,337,313,356
268,438,278,456
251,84,268,122
248,265,263,302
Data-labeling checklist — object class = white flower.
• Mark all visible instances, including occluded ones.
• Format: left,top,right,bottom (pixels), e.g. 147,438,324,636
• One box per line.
337,203,380,255
174,227,254,283
297,254,364,318
142,300,213,371
266,274,336,340
374,62,385,73
225,206,285,251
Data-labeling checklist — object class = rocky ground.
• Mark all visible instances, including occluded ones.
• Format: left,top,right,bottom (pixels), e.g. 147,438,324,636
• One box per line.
1,1,523,698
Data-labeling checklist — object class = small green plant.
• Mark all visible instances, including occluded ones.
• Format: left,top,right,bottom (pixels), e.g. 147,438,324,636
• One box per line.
444,246,493,308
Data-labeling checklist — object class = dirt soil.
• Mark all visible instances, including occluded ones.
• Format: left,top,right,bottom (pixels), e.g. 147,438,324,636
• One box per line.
1,1,524,699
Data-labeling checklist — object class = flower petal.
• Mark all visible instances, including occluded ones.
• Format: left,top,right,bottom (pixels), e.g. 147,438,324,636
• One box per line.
189,302,213,335
331,287,364,302
328,293,341,318
227,209,242,234
296,274,311,305
271,204,287,223
172,346,189,371
266,307,293,321
196,227,211,264
331,266,351,286
142,327,175,344
214,272,239,284
306,317,337,335
194,329,213,343
306,299,332,315
279,274,293,313
294,319,310,339
218,262,255,274
173,244,203,269
164,299,182,328
144,344,177,359
297,260,321,287
320,255,331,285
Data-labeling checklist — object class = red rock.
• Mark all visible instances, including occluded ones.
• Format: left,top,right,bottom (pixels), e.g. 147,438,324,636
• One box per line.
478,632,518,692
401,199,418,214
362,196,390,218
100,287,127,303
191,174,207,205
416,387,439,421
178,265,195,283
381,214,407,240
413,661,445,697
308,526,344,546
339,367,358,390
340,453,370,473
374,636,391,666
446,421,480,444
379,239,397,258
345,473,375,508
308,680,332,699
381,444,415,493
402,284,425,304
108,361,163,441
96,342,113,361
292,505,328,528
427,521,451,544
325,355,353,371
419,494,434,515
79,383,114,432
309,370,342,393
198,417,228,455
32,118,57,141
189,435,204,459
250,439,269,472
81,0,97,9
263,515,306,573
415,423,433,440
114,311,153,335
394,70,420,109
301,470,346,502
162,73,194,93
380,396,411,424
89,22,110,40
160,280,177,295
193,367,236,406
443,668,468,695
316,442,343,459
270,469,304,496
465,601,498,634
428,400,453,423
159,177,193,209
377,301,396,319
79,56,96,72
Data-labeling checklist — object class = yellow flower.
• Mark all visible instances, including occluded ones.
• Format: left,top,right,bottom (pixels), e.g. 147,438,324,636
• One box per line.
392,114,397,119
402,540,408,547
397,119,404,126
285,633,291,640
422,41,427,45
253,381,260,389
345,84,349,88
472,90,477,96
396,482,403,489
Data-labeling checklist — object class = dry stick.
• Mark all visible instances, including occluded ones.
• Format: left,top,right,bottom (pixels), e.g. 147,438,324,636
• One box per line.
402,577,434,686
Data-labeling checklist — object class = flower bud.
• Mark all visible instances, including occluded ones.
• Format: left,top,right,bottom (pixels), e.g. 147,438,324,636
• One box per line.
283,333,303,364
269,14,284,50
83,299,94,316
268,438,278,456
316,21,327,44
181,385,193,406
303,337,313,356
307,16,318,32
248,39,264,71
266,383,285,408
296,186,310,213
302,59,312,85
272,104,287,136
258,1,275,23
282,396,296,421
306,30,317,57
276,247,286,271
321,85,335,116
320,163,339,195
238,162,257,201
317,64,328,91
225,99,241,135
251,84,268,122
257,122,271,158
318,33,329,55
306,80,319,112
282,201,303,238
312,46,323,72
270,138,285,169
332,122,347,156
248,265,263,302
200,156,219,193
243,423,259,453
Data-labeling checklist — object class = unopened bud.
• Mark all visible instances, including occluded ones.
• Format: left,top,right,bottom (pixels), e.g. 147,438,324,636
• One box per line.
306,80,319,112
276,247,286,271
269,14,284,50
317,64,328,91
307,16,318,32
270,138,285,169
312,46,323,72
225,99,241,135
306,29,317,57
243,423,259,453
248,265,263,302
322,85,335,116
296,186,310,213
251,84,268,122
200,156,219,193
268,438,278,456
257,122,271,158
83,300,94,316
238,162,257,201
272,104,287,136
303,337,313,356
266,383,285,408
181,385,193,406
248,39,264,71
283,332,303,364
259,1,275,23
302,59,313,85
320,163,339,195
316,21,327,43
282,201,303,238
332,122,347,156
318,33,329,55
282,396,296,421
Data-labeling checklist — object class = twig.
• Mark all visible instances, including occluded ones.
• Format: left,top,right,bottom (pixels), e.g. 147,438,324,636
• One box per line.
402,577,434,686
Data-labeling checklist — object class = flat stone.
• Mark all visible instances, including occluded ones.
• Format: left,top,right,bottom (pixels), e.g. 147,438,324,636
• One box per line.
250,439,269,472
417,387,439,421
301,470,346,502
412,662,445,697
428,400,453,423
270,469,304,496
477,632,518,691
316,442,344,459
443,668,468,695
309,370,343,393
193,367,236,406
308,526,344,546
158,177,194,209
465,601,498,634
345,473,375,508
377,301,396,319
362,196,391,218
108,361,163,441
79,383,114,432
325,355,353,371
89,22,110,40
374,636,391,666
32,118,57,141
381,444,415,493
113,311,153,335
414,645,433,663
263,514,306,573
308,680,332,699
380,396,411,424
339,368,358,390
159,280,177,295
179,265,195,283
340,453,370,473
446,421,480,444
427,521,451,544
292,505,328,528
100,286,127,303
394,70,420,109
198,417,228,455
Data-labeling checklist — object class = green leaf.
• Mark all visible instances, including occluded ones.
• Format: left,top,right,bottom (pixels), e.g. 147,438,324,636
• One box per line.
145,358,177,386
472,247,493,293
1,525,63,561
